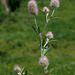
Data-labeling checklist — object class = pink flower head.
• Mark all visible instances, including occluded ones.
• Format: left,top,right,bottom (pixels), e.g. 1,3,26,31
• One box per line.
28,0,38,15
39,56,49,67
50,0,60,8
46,31,53,39
14,65,21,72
43,7,50,13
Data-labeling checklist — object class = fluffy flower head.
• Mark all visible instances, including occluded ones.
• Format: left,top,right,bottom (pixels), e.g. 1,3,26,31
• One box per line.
28,0,38,15
39,56,49,67
14,65,21,72
43,7,50,13
46,31,53,39
50,0,60,8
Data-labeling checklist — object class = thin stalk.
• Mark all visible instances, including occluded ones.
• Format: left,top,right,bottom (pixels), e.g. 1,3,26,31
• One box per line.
34,16,42,56
42,8,55,35
34,16,38,29
42,13,48,35
34,16,43,56
40,38,42,56
43,68,46,75
42,23,48,35
38,33,42,56
51,8,55,17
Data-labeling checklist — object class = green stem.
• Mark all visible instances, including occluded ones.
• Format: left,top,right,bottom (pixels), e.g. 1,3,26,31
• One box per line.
40,38,42,56
42,23,47,35
34,16,38,29
43,68,46,75
34,16,42,56
42,8,55,35
51,8,55,17
42,13,48,35
34,16,43,56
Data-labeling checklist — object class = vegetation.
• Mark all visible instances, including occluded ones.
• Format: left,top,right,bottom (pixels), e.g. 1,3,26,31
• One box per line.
0,0,75,75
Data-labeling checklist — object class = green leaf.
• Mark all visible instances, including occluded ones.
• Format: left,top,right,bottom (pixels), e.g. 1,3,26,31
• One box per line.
42,36,46,46
49,68,54,73
42,47,52,56
49,40,57,43
22,72,25,75
32,26,37,33
51,17,60,20
21,67,25,73
39,9,43,12
44,66,48,70
50,40,58,48
37,26,41,34
25,71,27,75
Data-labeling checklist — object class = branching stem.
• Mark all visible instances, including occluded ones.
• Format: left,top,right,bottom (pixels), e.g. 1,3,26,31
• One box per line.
42,8,55,35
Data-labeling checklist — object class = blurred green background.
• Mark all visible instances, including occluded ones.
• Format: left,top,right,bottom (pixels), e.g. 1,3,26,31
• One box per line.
0,0,75,75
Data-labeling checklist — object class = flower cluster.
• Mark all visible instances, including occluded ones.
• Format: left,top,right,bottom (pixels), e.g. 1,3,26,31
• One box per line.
39,56,49,67
46,31,53,39
14,65,28,75
14,65,21,72
50,0,60,8
28,0,38,15
14,65,21,75
43,7,50,13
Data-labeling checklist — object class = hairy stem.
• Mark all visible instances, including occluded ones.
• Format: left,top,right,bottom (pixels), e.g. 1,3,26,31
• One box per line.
34,16,38,29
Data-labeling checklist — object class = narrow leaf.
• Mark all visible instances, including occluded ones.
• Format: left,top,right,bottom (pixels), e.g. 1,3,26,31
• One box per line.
21,68,25,73
49,40,57,43
32,26,37,33
39,9,43,12
49,68,54,73
25,71,27,75
37,27,41,34
42,37,46,46
51,17,60,20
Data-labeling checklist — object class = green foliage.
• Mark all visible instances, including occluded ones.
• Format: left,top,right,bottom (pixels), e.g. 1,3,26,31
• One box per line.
0,1,7,23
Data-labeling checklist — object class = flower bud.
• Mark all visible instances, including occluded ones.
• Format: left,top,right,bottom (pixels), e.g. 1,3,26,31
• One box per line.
39,56,49,67
28,0,38,15
43,7,50,13
39,33,42,39
44,69,48,73
14,65,21,72
47,19,50,23
46,31,53,39
50,0,60,8
18,72,21,75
